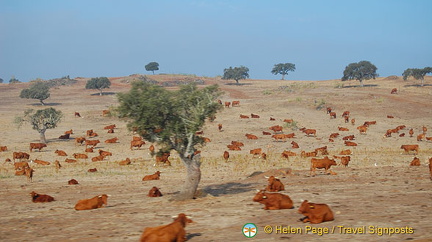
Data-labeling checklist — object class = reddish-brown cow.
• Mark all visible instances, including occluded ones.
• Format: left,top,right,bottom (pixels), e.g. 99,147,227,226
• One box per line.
30,191,54,203
143,171,161,181
75,194,108,210
253,190,294,210
298,200,334,224
139,213,193,242
30,143,47,152
148,187,163,197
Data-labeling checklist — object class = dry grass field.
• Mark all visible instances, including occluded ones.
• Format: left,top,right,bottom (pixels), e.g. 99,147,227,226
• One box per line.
0,75,431,242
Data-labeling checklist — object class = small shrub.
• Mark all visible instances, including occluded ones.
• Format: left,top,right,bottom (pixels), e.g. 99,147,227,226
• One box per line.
314,99,326,110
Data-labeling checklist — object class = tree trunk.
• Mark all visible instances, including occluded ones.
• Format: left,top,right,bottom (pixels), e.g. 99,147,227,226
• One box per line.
281,74,285,80
40,99,45,105
99,89,103,96
39,129,47,143
174,154,202,200
421,78,424,87
235,79,239,85
359,80,364,87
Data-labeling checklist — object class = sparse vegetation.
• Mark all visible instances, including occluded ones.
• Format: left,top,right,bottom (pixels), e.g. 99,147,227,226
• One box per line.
9,76,20,84
314,99,326,110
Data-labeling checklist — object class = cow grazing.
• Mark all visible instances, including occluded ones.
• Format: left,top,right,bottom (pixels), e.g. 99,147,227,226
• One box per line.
74,112,81,117
282,150,297,158
310,156,337,176
73,153,88,159
68,179,79,185
342,111,350,117
298,200,334,224
105,137,119,143
272,134,287,142
30,143,47,152
410,157,420,166
59,133,70,139
85,140,100,148
250,148,262,157
400,145,419,155
131,140,146,150
104,124,116,130
13,152,30,162
326,107,332,114
223,151,229,162
218,124,223,132
265,176,285,192
75,194,109,211
119,158,131,165
302,129,316,137
269,125,283,133
232,100,240,107
344,141,358,146
253,190,294,210
391,88,397,94
88,168,98,172
32,159,50,165
25,167,34,182
75,137,86,145
55,149,67,156
30,191,54,203
291,141,299,149
240,114,249,119
251,113,260,118
148,186,163,197
357,125,368,134
140,213,193,242
143,171,161,181
224,101,231,108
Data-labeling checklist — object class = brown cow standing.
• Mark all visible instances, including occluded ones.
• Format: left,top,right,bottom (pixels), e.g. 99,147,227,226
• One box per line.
30,143,47,152
265,176,285,192
148,187,163,197
253,190,294,210
391,88,397,94
25,167,34,182
218,124,223,132
298,200,334,224
310,156,337,176
140,213,193,242
30,191,54,203
75,194,109,210
143,171,161,181
400,145,419,155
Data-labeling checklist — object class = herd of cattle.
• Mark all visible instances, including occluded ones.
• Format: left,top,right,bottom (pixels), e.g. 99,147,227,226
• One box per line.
1,86,432,240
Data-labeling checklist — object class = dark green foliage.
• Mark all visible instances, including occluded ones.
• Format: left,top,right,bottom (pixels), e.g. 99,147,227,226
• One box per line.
145,62,160,74
9,77,21,84
85,77,111,95
402,67,432,86
15,108,63,143
222,66,249,84
341,61,378,87
0,78,3,83
19,81,50,105
271,63,296,80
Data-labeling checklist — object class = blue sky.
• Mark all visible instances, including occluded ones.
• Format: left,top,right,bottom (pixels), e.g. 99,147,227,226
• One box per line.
0,0,431,82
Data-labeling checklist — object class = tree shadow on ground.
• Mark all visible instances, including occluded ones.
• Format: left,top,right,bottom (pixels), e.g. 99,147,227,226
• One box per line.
30,103,62,106
90,92,117,96
225,83,253,86
342,84,378,88
403,83,432,87
202,182,258,197
187,233,202,240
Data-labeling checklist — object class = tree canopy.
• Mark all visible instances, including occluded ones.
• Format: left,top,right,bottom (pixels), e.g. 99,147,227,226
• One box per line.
222,66,249,84
402,67,432,87
341,60,378,87
117,82,222,200
145,62,160,74
9,76,20,84
0,78,3,83
19,81,50,105
271,63,296,80
85,77,111,95
15,108,63,143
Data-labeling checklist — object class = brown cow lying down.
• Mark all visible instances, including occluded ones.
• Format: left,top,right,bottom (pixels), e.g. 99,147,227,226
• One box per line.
253,190,294,210
265,176,285,192
75,194,109,211
140,213,193,242
68,179,79,185
143,171,161,181
30,191,55,203
148,186,163,197
410,157,420,166
298,200,334,224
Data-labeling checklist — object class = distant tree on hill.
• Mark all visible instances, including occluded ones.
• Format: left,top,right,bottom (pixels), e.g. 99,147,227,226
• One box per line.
271,63,296,80
222,66,249,84
0,78,3,83
341,60,378,87
19,81,50,105
117,82,223,200
85,77,111,95
9,76,21,84
15,108,63,143
402,67,432,87
145,62,159,74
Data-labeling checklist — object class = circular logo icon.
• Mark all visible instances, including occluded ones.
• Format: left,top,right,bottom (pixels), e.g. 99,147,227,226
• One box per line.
243,223,258,238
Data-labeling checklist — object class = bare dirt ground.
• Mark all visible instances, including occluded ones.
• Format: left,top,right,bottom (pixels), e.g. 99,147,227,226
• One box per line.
0,75,431,242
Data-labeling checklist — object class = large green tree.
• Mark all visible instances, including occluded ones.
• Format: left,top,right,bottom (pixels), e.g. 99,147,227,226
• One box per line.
402,67,432,87
145,62,159,74
271,63,296,80
15,108,63,143
117,82,222,200
222,66,249,84
20,81,50,105
85,77,111,95
341,60,378,87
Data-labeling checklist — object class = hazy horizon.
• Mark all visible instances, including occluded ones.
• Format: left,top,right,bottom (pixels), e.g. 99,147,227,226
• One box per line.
1,0,431,82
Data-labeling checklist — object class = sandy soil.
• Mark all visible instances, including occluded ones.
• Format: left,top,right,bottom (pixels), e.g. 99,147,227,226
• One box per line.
0,75,431,242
